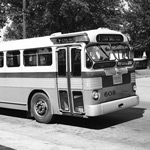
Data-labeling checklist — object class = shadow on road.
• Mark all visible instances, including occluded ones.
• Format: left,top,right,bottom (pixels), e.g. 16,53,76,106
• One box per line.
0,108,27,119
53,107,145,130
0,145,15,150
0,107,145,130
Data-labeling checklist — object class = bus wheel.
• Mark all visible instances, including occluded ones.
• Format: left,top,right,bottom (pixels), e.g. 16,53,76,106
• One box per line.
31,93,53,124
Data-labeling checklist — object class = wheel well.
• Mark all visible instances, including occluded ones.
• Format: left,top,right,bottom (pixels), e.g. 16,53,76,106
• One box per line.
27,89,49,117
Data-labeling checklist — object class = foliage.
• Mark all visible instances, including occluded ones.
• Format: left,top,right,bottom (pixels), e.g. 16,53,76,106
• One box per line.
123,0,150,51
0,0,123,40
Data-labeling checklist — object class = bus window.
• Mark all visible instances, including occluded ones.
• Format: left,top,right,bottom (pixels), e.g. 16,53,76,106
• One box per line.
111,44,130,60
86,44,113,62
86,44,117,69
59,90,69,111
24,47,52,66
87,45,111,62
7,50,20,67
73,91,84,113
58,49,66,76
0,52,4,67
71,48,81,76
38,48,52,66
24,49,37,66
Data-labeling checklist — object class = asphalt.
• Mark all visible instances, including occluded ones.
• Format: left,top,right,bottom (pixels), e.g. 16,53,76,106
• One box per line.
0,145,15,150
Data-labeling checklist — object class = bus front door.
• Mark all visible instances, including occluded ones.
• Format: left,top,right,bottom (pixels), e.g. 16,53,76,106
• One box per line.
57,46,84,114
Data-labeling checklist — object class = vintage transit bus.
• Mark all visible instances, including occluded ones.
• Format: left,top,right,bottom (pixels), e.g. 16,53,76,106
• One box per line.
0,28,139,123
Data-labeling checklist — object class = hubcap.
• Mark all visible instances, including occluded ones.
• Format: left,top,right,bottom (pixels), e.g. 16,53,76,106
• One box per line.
35,100,47,116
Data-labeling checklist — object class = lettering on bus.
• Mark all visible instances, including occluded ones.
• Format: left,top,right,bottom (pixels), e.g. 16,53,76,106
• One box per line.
96,34,123,42
104,90,116,97
50,35,89,44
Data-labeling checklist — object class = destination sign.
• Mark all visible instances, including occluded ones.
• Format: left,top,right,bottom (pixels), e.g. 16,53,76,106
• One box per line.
96,34,124,42
50,35,89,44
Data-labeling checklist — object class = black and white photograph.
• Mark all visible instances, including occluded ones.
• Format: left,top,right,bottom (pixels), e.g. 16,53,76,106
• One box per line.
0,0,149,150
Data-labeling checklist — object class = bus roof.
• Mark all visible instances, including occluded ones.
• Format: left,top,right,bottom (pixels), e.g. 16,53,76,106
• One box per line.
50,28,129,44
51,28,123,37
0,35,53,51
0,28,128,52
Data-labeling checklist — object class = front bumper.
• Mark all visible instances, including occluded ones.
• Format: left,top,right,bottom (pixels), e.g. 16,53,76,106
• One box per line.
85,95,139,117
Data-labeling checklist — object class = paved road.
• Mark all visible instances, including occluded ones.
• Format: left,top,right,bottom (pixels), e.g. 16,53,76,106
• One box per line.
0,77,149,150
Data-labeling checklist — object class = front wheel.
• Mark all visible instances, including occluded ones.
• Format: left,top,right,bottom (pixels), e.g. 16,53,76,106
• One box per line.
31,93,53,124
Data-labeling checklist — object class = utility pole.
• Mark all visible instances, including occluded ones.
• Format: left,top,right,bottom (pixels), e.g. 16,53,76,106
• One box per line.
23,0,26,39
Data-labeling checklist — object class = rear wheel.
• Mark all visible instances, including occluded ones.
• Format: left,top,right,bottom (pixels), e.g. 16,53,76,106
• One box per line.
31,93,53,123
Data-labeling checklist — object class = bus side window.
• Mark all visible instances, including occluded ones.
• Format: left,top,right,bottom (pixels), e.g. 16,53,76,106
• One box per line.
24,48,52,66
24,49,37,66
0,52,4,67
7,51,20,67
38,48,52,66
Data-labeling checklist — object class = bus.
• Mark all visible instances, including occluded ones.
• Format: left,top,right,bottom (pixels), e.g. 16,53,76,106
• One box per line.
0,28,139,123
133,51,148,69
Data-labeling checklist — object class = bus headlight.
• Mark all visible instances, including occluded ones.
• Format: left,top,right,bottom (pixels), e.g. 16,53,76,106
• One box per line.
132,84,137,92
92,90,100,100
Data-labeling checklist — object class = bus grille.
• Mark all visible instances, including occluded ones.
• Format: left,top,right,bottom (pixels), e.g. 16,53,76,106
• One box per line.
131,72,135,83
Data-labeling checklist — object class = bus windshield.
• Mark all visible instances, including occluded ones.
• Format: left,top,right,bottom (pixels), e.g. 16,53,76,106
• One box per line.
86,44,113,62
86,44,116,69
87,44,130,62
111,44,130,60
86,44,133,69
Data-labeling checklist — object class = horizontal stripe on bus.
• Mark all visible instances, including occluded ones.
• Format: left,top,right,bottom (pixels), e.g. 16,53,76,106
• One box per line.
0,78,56,88
0,76,131,89
0,77,103,90
71,78,102,89
0,71,132,88
0,69,133,78
0,72,106,78
0,72,56,78
53,78,102,90
0,72,103,78
0,72,105,78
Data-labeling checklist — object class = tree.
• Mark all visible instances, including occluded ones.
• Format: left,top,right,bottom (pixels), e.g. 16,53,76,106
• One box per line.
123,0,150,51
0,1,8,28
87,0,125,30
121,0,150,66
0,0,124,40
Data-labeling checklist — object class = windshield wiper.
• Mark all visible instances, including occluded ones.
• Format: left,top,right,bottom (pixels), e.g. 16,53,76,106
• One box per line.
98,45,109,58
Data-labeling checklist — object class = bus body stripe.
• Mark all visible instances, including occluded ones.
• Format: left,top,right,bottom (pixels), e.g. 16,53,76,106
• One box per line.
0,72,56,78
0,71,132,89
57,78,68,88
71,78,83,89
83,77,102,90
0,78,56,88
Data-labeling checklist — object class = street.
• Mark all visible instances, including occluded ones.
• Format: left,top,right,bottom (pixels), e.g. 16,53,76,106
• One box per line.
0,76,149,150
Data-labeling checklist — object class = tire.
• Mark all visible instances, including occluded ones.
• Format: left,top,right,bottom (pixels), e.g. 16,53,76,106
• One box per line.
31,93,53,124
